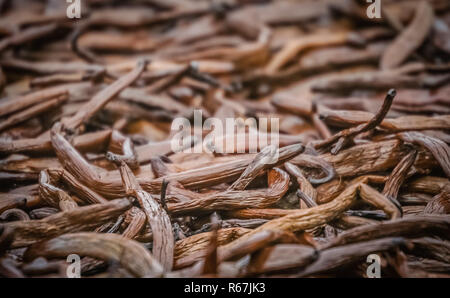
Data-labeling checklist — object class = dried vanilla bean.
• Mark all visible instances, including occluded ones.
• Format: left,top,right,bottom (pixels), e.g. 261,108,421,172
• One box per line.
46,169,108,205
0,85,69,118
0,95,67,133
62,60,148,133
295,237,412,277
0,0,449,279
167,168,290,216
321,215,450,249
228,145,278,191
0,194,40,214
285,162,317,205
0,66,4,92
359,183,402,220
289,154,335,184
24,232,164,278
382,149,417,208
122,207,147,239
0,209,30,222
398,132,450,178
2,198,131,248
221,183,363,253
39,170,78,211
315,89,396,154
0,23,57,53
106,131,139,169
174,227,250,269
0,129,112,155
380,1,434,70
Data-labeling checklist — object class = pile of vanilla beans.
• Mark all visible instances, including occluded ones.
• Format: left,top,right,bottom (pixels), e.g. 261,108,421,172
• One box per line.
0,0,449,278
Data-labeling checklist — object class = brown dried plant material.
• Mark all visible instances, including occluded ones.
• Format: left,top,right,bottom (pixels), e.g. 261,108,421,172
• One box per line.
320,139,436,178
295,237,412,277
285,162,317,205
0,193,40,214
289,154,335,184
382,149,417,209
167,168,290,216
2,199,131,248
217,229,299,263
106,131,139,170
174,227,250,269
265,31,364,74
51,127,304,197
0,0,449,279
0,129,112,155
321,215,450,249
39,170,78,211
0,85,69,118
122,207,147,239
0,23,58,53
0,66,4,92
62,60,148,133
221,183,363,253
380,1,434,70
228,145,279,191
398,132,450,178
319,111,450,132
0,95,66,132
119,162,174,271
24,232,164,278
423,185,450,215
201,214,220,276
359,183,402,220
248,244,318,275
315,89,396,154
406,176,449,195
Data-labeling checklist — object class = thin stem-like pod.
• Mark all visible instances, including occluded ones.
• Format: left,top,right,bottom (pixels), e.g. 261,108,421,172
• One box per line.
315,89,396,154
221,183,363,254
39,170,78,211
0,193,40,214
380,1,434,70
174,227,251,269
62,59,148,132
398,132,450,178
0,209,30,222
289,154,336,184
119,162,174,271
24,232,164,278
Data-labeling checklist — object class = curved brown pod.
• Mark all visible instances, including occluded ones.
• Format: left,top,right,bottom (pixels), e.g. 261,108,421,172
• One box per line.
24,232,164,278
